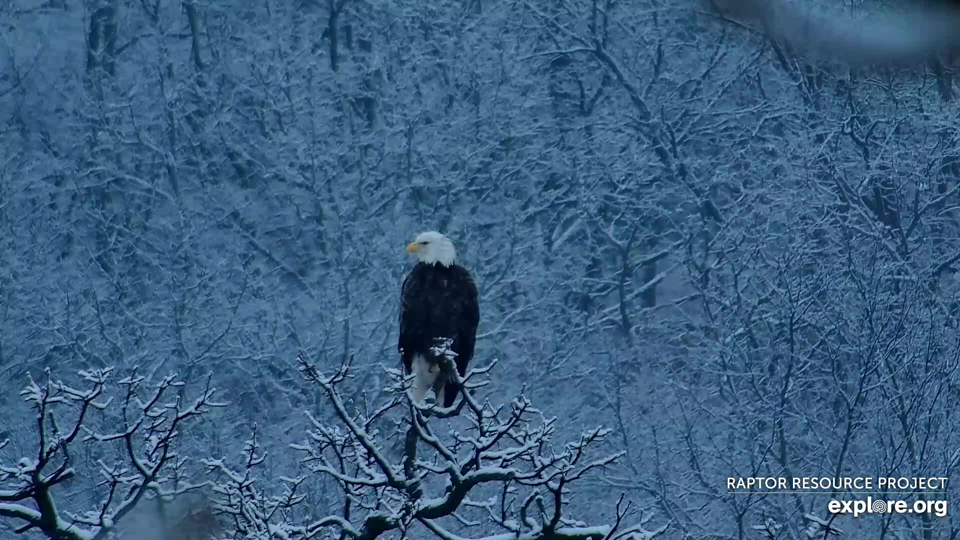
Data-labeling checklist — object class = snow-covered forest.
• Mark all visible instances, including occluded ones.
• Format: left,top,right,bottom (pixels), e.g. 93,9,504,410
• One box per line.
2,0,960,538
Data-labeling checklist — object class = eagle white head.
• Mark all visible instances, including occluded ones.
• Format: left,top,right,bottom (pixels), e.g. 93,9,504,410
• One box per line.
407,231,456,266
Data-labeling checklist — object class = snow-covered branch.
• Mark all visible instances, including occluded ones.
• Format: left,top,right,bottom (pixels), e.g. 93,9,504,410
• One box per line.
0,368,224,540
280,353,664,540
1,359,663,540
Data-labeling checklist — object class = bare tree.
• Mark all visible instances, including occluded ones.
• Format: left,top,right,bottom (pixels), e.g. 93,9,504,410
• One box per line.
0,357,664,540
0,368,223,540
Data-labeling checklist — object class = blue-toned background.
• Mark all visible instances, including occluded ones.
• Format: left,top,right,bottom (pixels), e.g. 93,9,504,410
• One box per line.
2,0,959,538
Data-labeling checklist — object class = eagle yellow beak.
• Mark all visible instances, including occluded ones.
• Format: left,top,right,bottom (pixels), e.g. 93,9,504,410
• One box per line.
407,242,420,253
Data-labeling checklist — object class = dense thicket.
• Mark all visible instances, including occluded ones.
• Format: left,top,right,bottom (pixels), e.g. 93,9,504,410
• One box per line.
2,0,959,538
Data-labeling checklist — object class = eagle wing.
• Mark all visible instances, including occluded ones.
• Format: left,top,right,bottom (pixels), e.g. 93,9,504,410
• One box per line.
399,267,425,373
455,268,480,377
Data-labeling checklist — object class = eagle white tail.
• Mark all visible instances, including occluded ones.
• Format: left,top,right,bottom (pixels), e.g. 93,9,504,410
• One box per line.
411,354,441,403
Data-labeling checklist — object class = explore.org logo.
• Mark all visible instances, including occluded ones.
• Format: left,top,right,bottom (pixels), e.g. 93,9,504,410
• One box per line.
828,497,947,518
728,477,949,518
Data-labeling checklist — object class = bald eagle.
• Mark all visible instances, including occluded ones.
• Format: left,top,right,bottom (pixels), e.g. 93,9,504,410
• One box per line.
400,231,480,408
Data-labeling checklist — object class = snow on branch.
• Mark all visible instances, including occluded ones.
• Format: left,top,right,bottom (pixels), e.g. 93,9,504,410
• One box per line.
0,367,224,540
278,352,666,540
1,360,665,540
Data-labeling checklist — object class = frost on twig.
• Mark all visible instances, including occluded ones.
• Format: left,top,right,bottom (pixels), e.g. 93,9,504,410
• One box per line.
0,368,224,540
286,351,666,540
1,359,665,540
